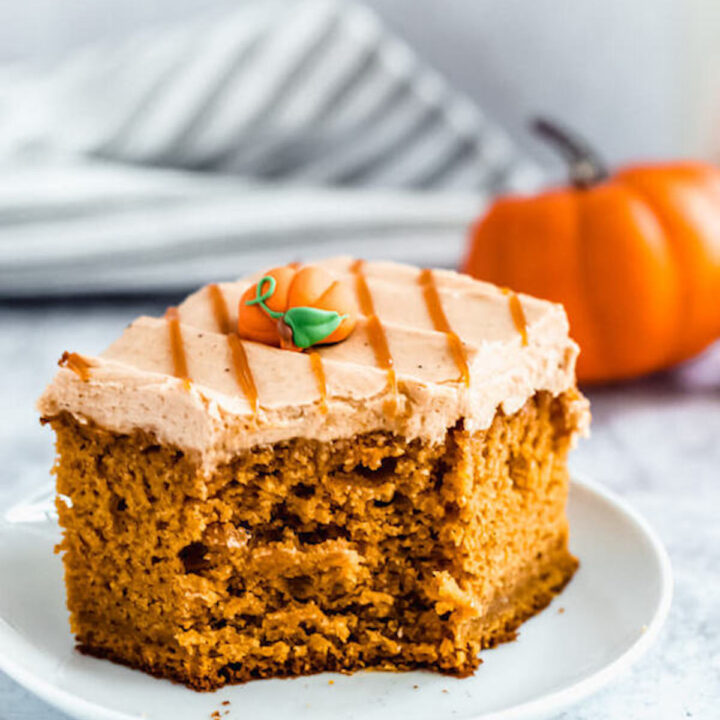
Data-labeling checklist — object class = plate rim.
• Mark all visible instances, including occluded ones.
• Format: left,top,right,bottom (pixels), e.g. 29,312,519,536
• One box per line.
0,473,673,720
476,473,673,720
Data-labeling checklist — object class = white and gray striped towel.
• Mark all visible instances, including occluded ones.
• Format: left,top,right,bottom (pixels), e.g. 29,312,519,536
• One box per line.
0,0,542,297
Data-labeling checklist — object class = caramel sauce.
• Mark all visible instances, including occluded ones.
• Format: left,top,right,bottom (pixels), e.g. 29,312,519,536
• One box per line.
58,351,91,381
227,333,259,413
350,259,397,412
165,307,191,389
418,269,470,386
208,283,232,334
308,350,328,414
501,288,529,346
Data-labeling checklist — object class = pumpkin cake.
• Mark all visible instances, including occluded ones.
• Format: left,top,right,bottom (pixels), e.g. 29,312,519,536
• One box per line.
38,257,589,691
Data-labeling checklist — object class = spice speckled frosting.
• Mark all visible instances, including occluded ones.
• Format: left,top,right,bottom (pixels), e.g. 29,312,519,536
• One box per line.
38,258,588,470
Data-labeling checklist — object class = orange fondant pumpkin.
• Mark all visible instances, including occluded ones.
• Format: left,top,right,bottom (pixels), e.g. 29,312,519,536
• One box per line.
463,119,720,383
237,264,357,350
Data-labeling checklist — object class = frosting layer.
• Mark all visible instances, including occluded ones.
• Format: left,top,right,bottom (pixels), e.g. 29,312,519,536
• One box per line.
38,257,588,469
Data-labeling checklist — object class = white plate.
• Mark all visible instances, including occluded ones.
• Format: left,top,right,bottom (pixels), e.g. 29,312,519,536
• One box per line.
0,475,671,720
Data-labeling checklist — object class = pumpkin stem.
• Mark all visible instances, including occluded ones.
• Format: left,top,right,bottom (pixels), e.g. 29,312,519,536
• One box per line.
532,118,608,189
246,275,285,320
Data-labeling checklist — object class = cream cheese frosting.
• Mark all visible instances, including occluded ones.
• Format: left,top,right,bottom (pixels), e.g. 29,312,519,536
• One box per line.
38,257,589,470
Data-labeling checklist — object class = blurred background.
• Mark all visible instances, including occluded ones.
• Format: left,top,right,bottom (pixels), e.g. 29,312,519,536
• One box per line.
1,0,720,161
1,1,719,719
1,0,720,294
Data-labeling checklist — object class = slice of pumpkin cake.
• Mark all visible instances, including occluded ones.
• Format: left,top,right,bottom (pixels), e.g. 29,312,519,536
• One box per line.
38,257,589,690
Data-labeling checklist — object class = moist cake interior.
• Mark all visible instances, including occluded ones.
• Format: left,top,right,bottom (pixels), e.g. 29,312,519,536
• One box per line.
52,389,580,690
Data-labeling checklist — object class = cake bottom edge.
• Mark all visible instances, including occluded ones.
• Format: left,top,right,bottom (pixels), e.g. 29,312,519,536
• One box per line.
75,547,578,692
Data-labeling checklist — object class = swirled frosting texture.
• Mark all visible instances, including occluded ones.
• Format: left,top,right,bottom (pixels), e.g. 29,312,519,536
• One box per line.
38,258,588,470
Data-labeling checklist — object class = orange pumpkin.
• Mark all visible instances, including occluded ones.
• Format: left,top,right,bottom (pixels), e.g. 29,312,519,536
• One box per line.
237,264,357,350
463,119,720,383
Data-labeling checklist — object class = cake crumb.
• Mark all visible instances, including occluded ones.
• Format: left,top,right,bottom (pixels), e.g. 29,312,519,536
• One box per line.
413,684,419,689
558,607,565,614
222,701,230,706
47,384,582,689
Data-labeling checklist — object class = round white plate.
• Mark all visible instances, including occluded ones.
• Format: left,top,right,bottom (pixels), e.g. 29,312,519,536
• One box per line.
0,475,671,720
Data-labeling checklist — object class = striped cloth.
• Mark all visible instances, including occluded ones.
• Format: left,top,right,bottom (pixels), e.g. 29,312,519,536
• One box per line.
0,0,541,297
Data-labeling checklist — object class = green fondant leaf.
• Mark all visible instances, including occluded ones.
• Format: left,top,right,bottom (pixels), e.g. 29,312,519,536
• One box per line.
283,306,345,349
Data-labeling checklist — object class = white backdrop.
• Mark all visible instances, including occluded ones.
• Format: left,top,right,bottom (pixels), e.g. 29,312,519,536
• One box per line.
0,0,718,167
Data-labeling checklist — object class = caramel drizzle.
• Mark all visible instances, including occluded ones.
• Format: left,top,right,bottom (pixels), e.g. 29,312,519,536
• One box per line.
205,283,261,412
165,307,191,389
501,288,529,346
350,259,397,411
308,350,328,414
208,283,232,334
227,333,259,413
418,269,470,386
58,351,91,381
288,261,330,413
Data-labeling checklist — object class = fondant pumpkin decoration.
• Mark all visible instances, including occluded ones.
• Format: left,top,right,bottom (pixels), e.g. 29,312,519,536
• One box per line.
237,264,357,350
463,118,720,384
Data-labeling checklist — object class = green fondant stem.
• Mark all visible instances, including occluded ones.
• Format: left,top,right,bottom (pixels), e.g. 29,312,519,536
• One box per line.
245,275,284,319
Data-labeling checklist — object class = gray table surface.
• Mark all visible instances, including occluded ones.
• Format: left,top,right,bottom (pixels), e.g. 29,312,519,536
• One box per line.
1,299,719,720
